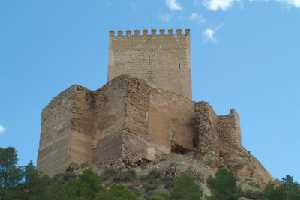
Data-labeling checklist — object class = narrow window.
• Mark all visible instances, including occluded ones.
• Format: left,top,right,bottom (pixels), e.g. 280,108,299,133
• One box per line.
179,63,181,70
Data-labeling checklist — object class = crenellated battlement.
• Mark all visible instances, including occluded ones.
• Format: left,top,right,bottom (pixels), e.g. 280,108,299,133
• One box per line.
108,28,192,99
109,28,190,38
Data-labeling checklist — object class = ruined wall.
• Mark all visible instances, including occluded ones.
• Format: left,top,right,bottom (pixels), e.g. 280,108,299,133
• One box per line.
39,77,133,173
148,88,194,152
108,29,192,99
194,102,242,154
93,75,195,167
93,76,195,167
123,78,155,163
126,77,151,136
68,86,95,167
92,76,132,166
92,76,128,142
193,102,272,185
39,77,241,176
194,102,219,154
217,109,241,147
38,86,94,176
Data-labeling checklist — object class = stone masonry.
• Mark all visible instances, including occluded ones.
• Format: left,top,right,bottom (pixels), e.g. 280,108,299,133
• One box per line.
38,75,194,176
108,29,191,99
37,29,272,186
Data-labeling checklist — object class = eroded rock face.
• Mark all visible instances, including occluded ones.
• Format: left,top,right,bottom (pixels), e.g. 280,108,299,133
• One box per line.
197,144,272,186
38,75,272,187
80,152,268,198
193,101,271,186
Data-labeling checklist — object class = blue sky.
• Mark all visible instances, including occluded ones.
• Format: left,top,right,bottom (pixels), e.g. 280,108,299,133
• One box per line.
0,0,300,181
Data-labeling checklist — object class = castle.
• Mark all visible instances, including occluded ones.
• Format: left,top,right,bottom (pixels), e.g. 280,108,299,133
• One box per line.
37,29,271,186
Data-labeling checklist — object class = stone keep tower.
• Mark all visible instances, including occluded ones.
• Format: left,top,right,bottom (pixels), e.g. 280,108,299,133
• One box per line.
108,29,192,99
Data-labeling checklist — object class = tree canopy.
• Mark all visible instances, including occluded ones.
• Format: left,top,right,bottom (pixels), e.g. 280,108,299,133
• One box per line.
207,168,241,200
1,147,300,200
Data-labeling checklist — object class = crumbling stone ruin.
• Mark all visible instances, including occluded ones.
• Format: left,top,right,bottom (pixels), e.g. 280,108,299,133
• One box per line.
37,29,272,187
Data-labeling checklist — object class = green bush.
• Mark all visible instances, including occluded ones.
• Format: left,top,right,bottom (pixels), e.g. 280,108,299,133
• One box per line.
142,170,163,193
207,168,241,200
2,146,300,200
96,185,139,200
0,147,25,199
148,193,170,200
170,173,203,200
263,175,300,200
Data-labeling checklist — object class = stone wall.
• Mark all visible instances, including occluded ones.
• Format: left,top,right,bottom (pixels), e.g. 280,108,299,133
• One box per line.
93,75,196,168
38,85,93,176
38,75,196,175
38,77,242,175
193,101,272,185
148,88,194,152
92,76,129,166
194,101,242,154
92,76,158,167
108,29,192,99
194,101,219,154
126,77,151,136
217,109,241,147
94,75,196,167
38,76,271,187
68,86,95,167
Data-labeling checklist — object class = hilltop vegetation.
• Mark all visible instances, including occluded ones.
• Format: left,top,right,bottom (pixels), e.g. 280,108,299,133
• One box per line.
1,147,300,200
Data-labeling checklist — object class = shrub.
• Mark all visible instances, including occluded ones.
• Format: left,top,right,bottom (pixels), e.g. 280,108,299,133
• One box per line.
207,168,241,200
170,173,203,200
96,185,140,200
263,175,300,200
148,193,170,200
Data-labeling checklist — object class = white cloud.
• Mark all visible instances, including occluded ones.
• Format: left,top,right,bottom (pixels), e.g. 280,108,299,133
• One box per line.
189,12,206,23
203,24,223,42
203,0,300,12
203,28,216,41
0,125,6,135
285,0,300,7
166,0,183,11
203,0,236,11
